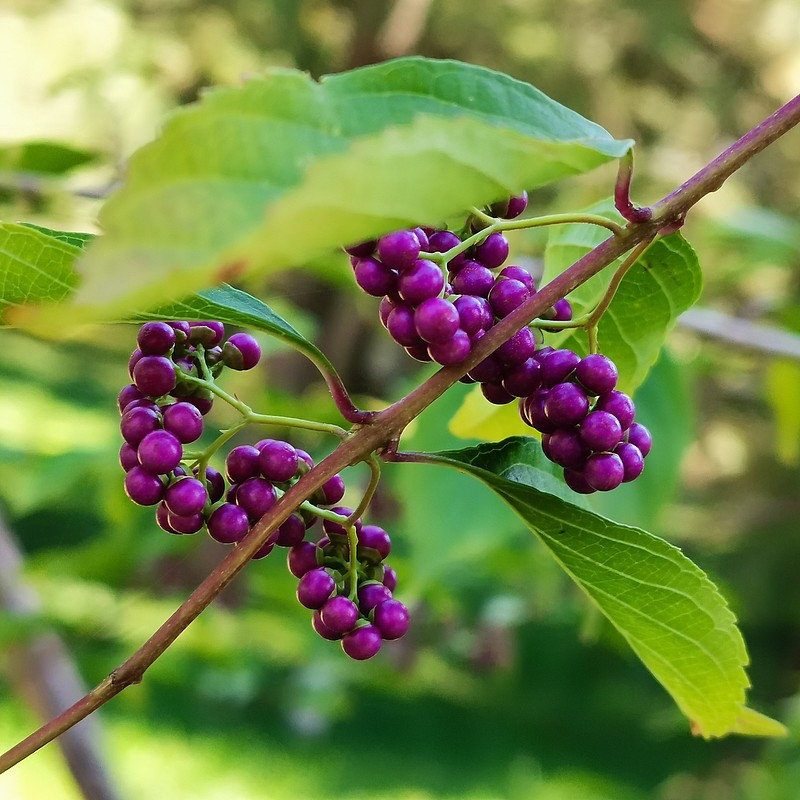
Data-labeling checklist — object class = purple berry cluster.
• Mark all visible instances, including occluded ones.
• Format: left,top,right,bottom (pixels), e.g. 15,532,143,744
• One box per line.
288,512,408,661
345,193,572,405
518,350,652,492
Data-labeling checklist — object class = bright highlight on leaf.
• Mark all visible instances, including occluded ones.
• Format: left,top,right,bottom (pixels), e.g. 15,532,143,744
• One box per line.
12,57,632,331
422,436,786,739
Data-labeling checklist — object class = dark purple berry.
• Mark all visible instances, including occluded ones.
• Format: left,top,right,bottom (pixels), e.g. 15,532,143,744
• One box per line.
222,333,261,370
165,477,207,516
341,624,382,660
563,468,597,494
124,467,164,506
312,610,342,640
357,525,391,561
502,358,542,397
505,192,528,218
543,383,590,428
414,298,460,344
575,354,618,396
185,394,214,415
167,511,205,534
584,452,625,491
580,410,624,452
358,582,392,614
547,429,588,468
495,327,536,365
467,349,505,384
540,349,580,387
595,391,636,431
321,475,346,505
387,304,422,347
137,430,182,474
413,227,430,251
377,230,420,271
344,240,376,258
259,440,298,482
118,384,144,414
188,321,224,347
454,295,492,335
626,422,652,457
354,257,398,297
288,541,319,578
195,466,225,503
452,263,494,297
406,345,433,362
428,329,471,365
133,355,176,397
320,596,359,634
207,503,250,544
119,442,139,472
550,298,573,321
616,442,645,482
236,477,277,521
251,533,279,560
297,568,335,609
276,514,306,547
225,445,261,483
480,382,515,405
427,230,466,270
120,406,161,447
382,565,398,592
296,448,315,468
137,322,176,355
489,278,530,318
373,600,409,640
162,402,204,444
474,232,509,269
378,296,397,328
398,259,444,305
499,265,534,291
156,502,180,534
128,348,143,379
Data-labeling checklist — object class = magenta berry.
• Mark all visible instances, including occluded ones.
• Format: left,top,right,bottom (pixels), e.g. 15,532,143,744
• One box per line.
162,402,204,444
124,467,165,506
288,541,319,578
342,624,382,660
165,478,207,517
377,230,420,271
297,568,335,609
626,422,652,457
354,257,398,297
225,445,262,483
584,452,625,492
137,430,183,475
543,383,589,428
575,354,618,396
414,297,460,344
133,355,176,397
222,333,261,370
208,503,250,544
320,596,359,634
373,600,410,640
258,440,299,482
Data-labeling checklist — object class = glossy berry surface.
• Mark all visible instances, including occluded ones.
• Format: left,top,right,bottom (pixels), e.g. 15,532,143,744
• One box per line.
297,568,335,609
165,478,207,517
162,402,204,443
341,625,382,660
222,333,261,370
320,596,359,634
373,600,410,640
258,440,299,482
575,354,618,395
137,430,182,475
207,503,250,544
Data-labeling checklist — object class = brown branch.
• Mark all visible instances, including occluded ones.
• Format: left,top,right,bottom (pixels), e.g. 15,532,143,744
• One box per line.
2,90,800,775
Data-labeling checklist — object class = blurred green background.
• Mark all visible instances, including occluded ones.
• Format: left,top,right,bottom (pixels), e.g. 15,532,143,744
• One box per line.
1,1,800,798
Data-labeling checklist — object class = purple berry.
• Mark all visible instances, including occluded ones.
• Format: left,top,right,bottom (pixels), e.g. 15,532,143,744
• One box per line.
156,502,180,534
222,333,262,370
414,298,460,344
297,568,335,609
505,192,528,218
288,541,319,578
162,402,204,444
540,349,580,387
550,298,573,321
276,514,306,547
236,477,277,521
502,358,542,397
373,600,409,640
382,565,398,592
377,230,420,271
341,624,382,660
358,582,392,614
258,440,299,482
481,382,515,405
584,452,625,491
626,422,652,457
188,321,224,347
167,511,205,534
357,525,391,561
387,304,422,347
474,232,509,269
296,448,315,468
120,406,161,447
398,259,444,305
595,391,636,431
467,350,505,384
427,230,466,270
207,503,250,544
489,278,530,318
137,322,176,355
323,507,362,536
378,296,397,328
344,240,376,258
133,356,177,397
225,445,262,483
499,265,534,291
563,468,597,494
544,383,590,428
354,257,398,297
406,345,432,362
580,410,624,452
454,295,492,336
117,384,144,414
428,329,471,365
195,466,225,503
615,442,645,482
185,394,214,415
312,610,342,640
321,475,346,505
575,354,618,396
124,467,164,506
165,477,208,516
495,327,536,365
320,596,359,634
119,442,139,472
413,227,430,251
547,429,588,468
137,430,182,474
128,348,143,379
452,263,494,297
251,533,279,560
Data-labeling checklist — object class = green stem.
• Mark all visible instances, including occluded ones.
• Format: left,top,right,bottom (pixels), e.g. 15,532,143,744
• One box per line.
345,524,359,601
298,500,348,525
347,454,381,525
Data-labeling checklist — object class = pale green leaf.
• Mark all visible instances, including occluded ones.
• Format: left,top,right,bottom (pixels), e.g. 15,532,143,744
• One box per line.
17,57,632,330
420,436,785,739
765,359,800,465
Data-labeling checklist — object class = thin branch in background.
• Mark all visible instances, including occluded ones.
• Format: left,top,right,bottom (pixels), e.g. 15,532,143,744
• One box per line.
678,307,800,360
0,511,121,800
378,0,433,56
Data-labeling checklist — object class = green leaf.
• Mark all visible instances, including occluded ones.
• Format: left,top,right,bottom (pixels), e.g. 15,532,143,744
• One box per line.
140,284,333,371
420,436,785,739
0,222,81,318
765,359,800,466
544,211,702,394
0,141,97,175
19,57,632,330
20,223,96,249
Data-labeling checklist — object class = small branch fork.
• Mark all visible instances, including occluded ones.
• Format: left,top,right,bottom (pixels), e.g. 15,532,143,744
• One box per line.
2,92,799,775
